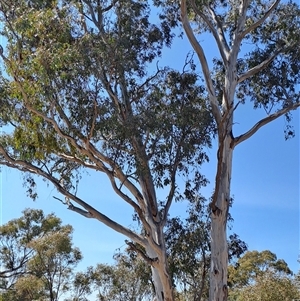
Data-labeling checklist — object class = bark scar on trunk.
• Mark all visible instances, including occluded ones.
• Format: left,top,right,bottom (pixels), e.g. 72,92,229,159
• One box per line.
211,204,222,216
223,284,228,300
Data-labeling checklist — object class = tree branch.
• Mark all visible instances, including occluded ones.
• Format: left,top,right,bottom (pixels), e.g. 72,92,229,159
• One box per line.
0,147,147,247
232,102,300,147
231,0,251,58
237,48,282,83
56,152,98,170
191,1,229,65
181,0,222,129
240,0,281,39
82,0,102,31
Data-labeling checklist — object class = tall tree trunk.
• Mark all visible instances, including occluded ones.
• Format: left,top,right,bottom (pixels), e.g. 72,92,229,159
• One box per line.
209,133,233,301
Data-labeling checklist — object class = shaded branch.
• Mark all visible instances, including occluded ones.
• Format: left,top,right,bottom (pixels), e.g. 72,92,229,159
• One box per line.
162,136,186,226
82,0,102,30
88,99,98,140
232,102,300,147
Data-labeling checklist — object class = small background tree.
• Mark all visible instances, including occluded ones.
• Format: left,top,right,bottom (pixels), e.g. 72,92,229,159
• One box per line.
0,209,82,301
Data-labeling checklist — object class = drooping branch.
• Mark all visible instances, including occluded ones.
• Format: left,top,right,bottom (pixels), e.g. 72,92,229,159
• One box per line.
237,48,282,83
191,1,229,65
181,0,222,129
0,146,147,247
240,0,281,39
232,102,300,147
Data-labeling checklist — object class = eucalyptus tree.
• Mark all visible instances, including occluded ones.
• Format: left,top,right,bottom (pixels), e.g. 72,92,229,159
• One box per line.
0,0,214,300
0,209,82,301
155,0,300,299
228,250,299,301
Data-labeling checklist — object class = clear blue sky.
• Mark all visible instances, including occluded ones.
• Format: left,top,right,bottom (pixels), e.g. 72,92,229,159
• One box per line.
0,22,299,277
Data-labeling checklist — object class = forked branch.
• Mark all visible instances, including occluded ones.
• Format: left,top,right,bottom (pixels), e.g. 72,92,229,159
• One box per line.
191,1,230,64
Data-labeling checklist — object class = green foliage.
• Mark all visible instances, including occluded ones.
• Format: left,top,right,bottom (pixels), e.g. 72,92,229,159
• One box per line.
0,0,213,203
228,250,292,288
228,250,299,301
0,209,82,301
68,252,153,301
1,0,299,300
229,271,300,301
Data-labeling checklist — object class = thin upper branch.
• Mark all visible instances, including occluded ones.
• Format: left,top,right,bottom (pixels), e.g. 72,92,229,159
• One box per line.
232,0,251,58
181,0,222,128
232,102,300,147
239,0,281,39
82,0,102,30
108,173,146,219
86,142,145,204
237,48,282,83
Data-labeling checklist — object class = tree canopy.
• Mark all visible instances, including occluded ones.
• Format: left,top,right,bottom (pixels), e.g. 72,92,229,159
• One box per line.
0,0,299,300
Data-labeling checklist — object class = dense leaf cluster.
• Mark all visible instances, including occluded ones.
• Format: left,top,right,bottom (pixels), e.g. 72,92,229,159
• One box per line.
0,0,213,203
